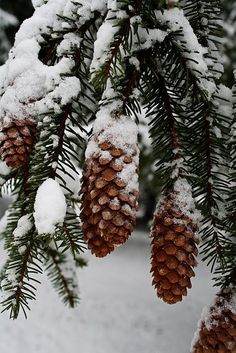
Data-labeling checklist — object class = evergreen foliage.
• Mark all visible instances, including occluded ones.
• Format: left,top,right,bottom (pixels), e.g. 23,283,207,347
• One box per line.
0,0,235,330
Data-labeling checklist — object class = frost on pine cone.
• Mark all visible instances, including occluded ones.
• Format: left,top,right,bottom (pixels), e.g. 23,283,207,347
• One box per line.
151,179,199,304
191,291,236,353
80,106,139,257
0,118,37,168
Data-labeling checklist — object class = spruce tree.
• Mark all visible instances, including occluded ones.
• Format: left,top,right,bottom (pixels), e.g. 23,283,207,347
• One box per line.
0,0,235,352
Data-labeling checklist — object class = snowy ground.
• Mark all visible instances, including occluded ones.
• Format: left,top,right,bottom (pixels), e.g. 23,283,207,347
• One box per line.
0,229,216,353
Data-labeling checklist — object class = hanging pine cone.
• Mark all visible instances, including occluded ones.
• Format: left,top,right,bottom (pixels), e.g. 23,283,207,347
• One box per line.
0,118,37,168
151,179,199,304
80,108,139,257
80,161,115,257
191,290,236,353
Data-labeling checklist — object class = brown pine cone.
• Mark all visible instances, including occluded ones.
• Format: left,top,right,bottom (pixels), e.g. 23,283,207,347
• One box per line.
191,290,236,353
80,162,115,258
80,112,139,257
151,181,199,304
0,118,37,168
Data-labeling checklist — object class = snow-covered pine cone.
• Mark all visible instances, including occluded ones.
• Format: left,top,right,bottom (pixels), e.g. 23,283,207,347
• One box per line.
191,290,236,353
80,108,139,257
0,118,37,168
80,162,115,257
151,179,199,304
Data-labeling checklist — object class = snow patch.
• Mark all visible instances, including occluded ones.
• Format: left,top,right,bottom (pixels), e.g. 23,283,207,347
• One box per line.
13,214,32,239
155,8,213,94
174,178,201,224
0,0,85,123
90,13,119,74
34,178,67,235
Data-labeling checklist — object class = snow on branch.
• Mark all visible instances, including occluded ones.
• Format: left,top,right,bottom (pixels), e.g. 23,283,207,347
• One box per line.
155,7,216,96
0,0,109,123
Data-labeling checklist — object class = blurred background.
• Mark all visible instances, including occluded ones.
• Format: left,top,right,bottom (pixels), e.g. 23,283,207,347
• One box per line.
0,1,235,353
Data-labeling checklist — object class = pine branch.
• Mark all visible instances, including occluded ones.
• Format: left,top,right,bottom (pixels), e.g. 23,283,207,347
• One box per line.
182,0,224,80
45,247,79,308
91,12,132,92
185,86,232,278
219,80,236,287
1,232,43,319
0,0,105,317
140,50,188,189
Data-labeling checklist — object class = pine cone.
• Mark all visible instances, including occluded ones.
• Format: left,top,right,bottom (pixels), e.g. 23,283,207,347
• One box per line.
80,162,115,257
80,112,139,257
191,291,236,353
0,118,37,168
151,183,199,304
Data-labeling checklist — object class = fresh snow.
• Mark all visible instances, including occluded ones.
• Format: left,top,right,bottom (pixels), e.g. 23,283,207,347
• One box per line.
155,8,208,77
34,178,67,234
0,229,216,353
131,26,167,51
0,0,82,122
154,8,218,96
13,214,32,239
90,12,119,75
174,178,201,224
86,102,138,157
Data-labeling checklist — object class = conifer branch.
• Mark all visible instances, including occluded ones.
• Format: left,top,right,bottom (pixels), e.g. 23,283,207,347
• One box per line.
45,247,79,307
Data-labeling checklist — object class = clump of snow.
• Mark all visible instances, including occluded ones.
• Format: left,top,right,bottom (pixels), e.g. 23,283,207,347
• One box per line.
154,8,214,95
13,214,33,239
91,0,107,13
32,0,46,8
57,33,82,56
0,0,96,123
118,157,139,193
34,178,67,235
90,4,168,76
90,12,120,75
174,178,201,224
95,113,138,153
86,98,138,159
75,0,107,25
131,26,167,52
